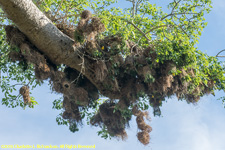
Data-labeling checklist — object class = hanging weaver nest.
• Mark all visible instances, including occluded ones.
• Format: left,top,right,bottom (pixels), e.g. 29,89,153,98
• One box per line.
19,86,31,105
137,131,150,145
90,102,131,140
132,105,152,145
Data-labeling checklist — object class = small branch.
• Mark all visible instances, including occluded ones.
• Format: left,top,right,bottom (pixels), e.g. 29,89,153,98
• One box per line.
0,24,6,27
10,94,21,101
136,9,146,25
9,83,24,87
71,53,85,85
172,0,182,12
0,14,6,18
162,27,171,42
9,81,31,88
161,12,198,21
123,19,150,43
56,14,79,21
161,0,202,21
216,49,225,57
145,25,168,35
53,0,64,19
136,25,168,44
162,0,182,21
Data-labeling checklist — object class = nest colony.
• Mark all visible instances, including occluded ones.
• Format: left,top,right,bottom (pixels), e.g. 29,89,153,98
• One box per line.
5,10,215,145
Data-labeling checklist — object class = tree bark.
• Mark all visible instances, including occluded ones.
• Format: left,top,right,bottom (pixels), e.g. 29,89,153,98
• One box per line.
0,0,120,98
0,0,75,65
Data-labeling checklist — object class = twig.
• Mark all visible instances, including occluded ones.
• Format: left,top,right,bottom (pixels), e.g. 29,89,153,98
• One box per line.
136,9,146,25
57,14,79,21
145,25,168,35
172,0,182,12
10,94,21,101
71,53,85,85
216,49,225,57
132,0,135,17
161,0,182,21
9,83,24,87
162,27,171,42
53,0,64,19
137,25,168,44
161,12,198,21
123,19,150,43
0,24,6,27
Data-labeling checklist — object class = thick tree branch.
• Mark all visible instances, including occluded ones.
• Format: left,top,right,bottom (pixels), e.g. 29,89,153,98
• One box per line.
0,0,120,98
0,0,76,65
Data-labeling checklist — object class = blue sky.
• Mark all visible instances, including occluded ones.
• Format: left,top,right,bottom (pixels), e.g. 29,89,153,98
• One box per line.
1,0,225,150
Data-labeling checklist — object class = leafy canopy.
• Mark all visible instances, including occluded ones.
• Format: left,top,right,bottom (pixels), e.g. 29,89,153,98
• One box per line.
1,0,225,142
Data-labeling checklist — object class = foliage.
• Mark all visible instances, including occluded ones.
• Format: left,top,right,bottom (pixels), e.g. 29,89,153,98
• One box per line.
0,25,41,108
1,0,225,144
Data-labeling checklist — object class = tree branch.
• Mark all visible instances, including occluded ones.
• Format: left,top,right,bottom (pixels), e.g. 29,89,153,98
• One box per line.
123,19,150,43
0,0,75,65
216,49,225,57
0,0,121,98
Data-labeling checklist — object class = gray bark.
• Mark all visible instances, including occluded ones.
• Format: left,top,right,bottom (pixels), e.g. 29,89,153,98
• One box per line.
0,0,75,65
0,0,120,97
